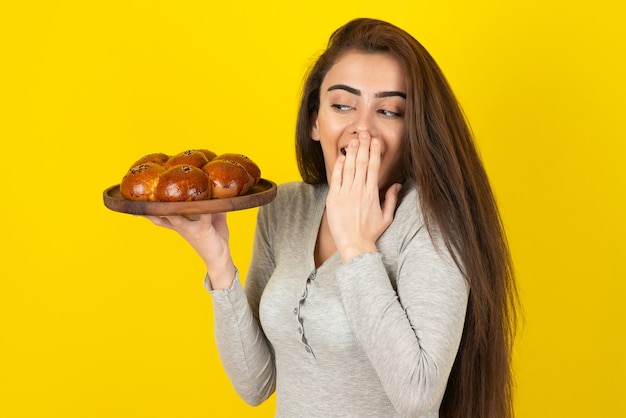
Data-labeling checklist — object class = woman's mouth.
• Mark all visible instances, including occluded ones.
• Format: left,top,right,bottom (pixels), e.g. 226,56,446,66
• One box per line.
340,147,347,156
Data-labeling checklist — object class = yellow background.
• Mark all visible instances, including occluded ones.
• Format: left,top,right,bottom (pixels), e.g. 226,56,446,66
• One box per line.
1,1,624,417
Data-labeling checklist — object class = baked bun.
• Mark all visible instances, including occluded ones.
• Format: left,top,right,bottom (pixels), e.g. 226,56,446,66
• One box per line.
201,159,251,199
196,149,217,162
214,153,261,187
120,163,166,201
119,148,260,201
154,165,211,202
165,149,209,169
131,152,170,168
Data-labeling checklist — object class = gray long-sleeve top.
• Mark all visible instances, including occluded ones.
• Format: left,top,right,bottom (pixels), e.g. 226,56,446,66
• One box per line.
207,181,469,417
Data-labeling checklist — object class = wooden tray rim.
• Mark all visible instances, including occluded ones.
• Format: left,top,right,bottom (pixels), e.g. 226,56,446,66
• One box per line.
103,178,277,216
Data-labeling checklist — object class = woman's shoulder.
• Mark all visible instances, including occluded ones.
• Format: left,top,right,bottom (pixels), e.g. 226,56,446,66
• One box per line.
393,181,451,254
276,180,318,193
275,180,309,195
394,181,422,222
262,180,325,216
274,181,324,203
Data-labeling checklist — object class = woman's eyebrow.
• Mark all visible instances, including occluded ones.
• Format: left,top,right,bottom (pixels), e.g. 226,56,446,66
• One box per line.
327,84,406,99
376,90,406,99
327,84,361,95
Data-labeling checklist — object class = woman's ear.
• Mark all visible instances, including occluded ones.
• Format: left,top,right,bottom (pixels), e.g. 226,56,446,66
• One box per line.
310,112,320,141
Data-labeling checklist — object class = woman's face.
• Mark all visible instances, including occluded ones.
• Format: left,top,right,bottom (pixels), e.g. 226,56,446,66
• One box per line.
311,50,406,190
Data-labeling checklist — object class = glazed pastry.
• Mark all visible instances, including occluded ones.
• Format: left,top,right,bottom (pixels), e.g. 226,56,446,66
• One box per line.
120,163,166,201
153,165,211,202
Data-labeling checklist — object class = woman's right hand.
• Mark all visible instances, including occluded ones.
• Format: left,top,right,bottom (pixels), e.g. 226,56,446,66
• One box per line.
145,213,236,290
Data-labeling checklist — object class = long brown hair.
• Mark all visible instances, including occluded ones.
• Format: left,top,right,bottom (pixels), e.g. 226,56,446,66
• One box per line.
295,18,518,418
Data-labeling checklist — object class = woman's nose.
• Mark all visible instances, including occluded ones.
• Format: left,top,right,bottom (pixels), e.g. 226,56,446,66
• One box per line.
350,109,378,137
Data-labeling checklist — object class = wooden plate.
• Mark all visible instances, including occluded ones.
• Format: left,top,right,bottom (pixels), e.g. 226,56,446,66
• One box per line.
103,178,277,216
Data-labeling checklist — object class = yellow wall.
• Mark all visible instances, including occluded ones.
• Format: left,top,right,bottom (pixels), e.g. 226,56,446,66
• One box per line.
1,1,624,417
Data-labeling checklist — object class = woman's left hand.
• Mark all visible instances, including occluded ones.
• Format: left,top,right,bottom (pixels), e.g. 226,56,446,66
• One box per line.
326,132,402,263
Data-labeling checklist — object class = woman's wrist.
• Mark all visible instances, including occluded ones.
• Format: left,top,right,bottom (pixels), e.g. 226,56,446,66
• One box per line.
206,257,236,290
338,242,378,264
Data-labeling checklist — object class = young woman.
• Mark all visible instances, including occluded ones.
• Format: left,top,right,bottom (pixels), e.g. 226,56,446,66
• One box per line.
148,18,518,418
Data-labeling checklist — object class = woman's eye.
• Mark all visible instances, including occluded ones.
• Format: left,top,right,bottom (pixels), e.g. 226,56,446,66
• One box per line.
379,109,402,118
331,104,352,112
